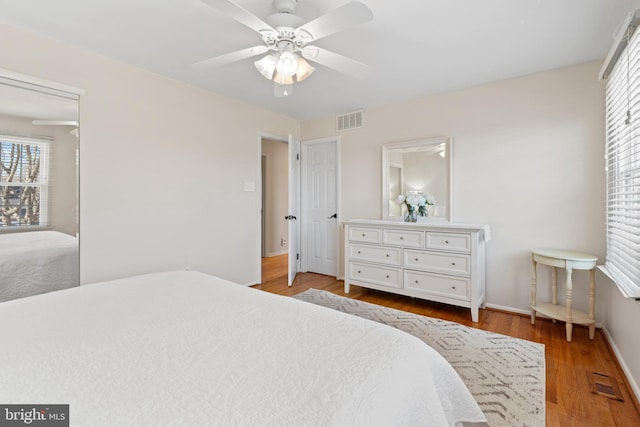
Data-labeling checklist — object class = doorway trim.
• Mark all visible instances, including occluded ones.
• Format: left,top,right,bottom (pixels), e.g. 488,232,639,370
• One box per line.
256,132,288,285
300,136,341,278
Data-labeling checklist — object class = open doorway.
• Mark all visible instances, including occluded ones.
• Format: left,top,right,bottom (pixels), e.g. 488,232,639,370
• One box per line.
261,137,289,284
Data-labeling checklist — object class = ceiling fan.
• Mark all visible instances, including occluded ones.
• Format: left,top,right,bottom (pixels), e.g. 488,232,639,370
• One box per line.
32,120,79,137
193,0,374,97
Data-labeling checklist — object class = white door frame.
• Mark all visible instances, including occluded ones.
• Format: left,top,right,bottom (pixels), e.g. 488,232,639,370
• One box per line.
287,134,300,286
300,136,341,278
256,132,289,284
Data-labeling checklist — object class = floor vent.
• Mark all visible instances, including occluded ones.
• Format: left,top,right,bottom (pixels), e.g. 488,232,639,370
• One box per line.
587,371,624,401
336,109,364,132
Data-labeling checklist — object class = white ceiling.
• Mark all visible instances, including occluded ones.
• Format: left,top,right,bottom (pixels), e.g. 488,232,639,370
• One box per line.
0,0,635,120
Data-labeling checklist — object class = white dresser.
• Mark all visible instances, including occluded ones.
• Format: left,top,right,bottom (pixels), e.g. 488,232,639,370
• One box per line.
344,220,490,322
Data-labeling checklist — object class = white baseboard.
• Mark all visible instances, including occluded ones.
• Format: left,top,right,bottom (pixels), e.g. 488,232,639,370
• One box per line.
483,303,606,328
266,250,288,257
601,326,640,404
484,303,529,315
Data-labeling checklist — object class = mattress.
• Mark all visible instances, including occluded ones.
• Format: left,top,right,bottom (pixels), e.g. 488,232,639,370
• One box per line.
0,230,79,302
0,270,486,426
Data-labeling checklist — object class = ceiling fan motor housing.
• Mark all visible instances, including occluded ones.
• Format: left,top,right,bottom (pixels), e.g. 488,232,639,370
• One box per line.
273,0,298,14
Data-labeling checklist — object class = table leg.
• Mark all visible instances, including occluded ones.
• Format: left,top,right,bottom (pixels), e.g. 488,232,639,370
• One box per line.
552,266,558,323
565,267,573,342
588,268,596,340
531,256,537,325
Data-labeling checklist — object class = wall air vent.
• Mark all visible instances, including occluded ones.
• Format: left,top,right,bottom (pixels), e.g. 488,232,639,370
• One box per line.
336,109,364,132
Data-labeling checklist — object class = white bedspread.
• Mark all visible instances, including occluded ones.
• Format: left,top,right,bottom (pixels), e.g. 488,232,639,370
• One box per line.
0,270,486,426
0,230,78,302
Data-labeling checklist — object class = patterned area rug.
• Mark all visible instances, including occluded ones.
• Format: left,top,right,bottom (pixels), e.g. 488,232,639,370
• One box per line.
293,289,545,427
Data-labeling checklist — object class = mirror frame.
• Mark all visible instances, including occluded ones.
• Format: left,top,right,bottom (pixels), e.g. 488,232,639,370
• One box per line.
0,68,84,289
382,136,452,222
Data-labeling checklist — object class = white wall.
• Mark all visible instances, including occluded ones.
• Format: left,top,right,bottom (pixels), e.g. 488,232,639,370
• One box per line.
262,138,288,256
303,62,605,309
302,59,640,399
0,21,299,286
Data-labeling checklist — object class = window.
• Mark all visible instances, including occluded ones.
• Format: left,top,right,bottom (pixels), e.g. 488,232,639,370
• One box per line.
0,135,50,229
602,11,640,298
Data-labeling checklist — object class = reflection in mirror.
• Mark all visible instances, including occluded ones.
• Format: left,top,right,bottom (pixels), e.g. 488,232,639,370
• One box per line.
382,136,452,222
0,72,80,302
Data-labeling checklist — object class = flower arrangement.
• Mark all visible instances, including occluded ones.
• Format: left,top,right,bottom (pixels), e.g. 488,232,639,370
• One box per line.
396,192,435,221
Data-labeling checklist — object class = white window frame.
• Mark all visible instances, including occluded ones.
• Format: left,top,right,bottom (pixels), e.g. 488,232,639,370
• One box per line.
0,134,51,230
600,10,640,299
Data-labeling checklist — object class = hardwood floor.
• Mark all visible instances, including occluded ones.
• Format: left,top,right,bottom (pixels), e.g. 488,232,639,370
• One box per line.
256,254,640,426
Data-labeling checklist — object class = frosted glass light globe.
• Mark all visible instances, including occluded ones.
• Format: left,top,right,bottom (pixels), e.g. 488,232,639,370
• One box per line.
276,51,299,77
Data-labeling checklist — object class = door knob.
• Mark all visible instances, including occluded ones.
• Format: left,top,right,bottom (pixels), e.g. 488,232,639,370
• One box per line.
328,213,337,219
284,215,297,220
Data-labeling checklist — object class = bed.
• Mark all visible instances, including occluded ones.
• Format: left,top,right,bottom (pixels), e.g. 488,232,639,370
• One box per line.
0,230,79,302
0,270,486,426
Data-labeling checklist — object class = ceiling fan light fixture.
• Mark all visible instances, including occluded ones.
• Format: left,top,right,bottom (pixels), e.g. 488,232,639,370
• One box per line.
295,57,315,82
275,50,299,77
273,71,294,85
254,54,277,80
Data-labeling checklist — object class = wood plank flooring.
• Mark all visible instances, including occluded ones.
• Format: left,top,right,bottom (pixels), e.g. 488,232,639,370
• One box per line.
255,254,640,427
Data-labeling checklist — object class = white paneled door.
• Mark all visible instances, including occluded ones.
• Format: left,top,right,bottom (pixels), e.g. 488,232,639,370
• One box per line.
304,140,338,277
287,135,300,286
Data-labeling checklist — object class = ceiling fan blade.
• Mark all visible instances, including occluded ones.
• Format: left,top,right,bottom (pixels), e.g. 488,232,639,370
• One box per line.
192,46,269,71
201,0,275,34
302,46,372,79
296,1,373,42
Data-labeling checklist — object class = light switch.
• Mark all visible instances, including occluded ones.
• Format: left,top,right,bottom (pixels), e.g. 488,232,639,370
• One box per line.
244,181,255,192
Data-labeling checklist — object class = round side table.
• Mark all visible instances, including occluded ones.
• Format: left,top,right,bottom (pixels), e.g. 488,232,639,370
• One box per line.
530,248,598,342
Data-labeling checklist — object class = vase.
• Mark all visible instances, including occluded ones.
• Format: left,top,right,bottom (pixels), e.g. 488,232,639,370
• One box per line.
404,211,417,223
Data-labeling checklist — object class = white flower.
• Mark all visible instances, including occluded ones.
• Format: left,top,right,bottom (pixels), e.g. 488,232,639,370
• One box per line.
406,192,422,207
397,191,436,217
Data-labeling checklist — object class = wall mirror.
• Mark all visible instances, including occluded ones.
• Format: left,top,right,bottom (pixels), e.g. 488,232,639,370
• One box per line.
382,136,452,222
0,69,82,302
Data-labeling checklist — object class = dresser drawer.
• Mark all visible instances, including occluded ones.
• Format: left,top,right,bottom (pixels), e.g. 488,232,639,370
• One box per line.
348,227,382,244
404,270,470,300
382,229,424,248
349,262,402,289
426,232,471,253
349,244,401,266
404,249,471,276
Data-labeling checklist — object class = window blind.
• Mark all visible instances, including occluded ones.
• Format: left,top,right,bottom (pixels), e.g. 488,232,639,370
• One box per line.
604,21,640,298
0,135,50,228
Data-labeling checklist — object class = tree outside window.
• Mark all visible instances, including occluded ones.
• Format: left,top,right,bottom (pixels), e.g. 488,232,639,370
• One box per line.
0,138,49,228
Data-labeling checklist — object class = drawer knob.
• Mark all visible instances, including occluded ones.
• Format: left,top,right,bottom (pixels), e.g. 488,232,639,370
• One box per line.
451,262,456,266
362,233,366,237
452,286,456,290
445,240,449,244
357,251,361,254
415,280,419,284
415,258,419,261
386,254,390,257
386,275,390,279
357,270,361,274
400,236,404,240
